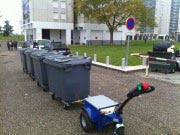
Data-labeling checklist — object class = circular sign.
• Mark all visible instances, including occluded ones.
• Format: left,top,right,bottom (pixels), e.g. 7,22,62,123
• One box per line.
126,17,135,30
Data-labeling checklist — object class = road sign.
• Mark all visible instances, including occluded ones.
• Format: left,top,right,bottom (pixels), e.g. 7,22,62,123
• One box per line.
125,17,135,66
126,17,135,30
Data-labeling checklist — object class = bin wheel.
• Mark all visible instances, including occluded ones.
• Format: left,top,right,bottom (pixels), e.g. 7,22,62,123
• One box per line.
37,81,40,87
63,105,69,110
171,69,175,73
43,88,48,92
80,110,94,132
52,93,56,100
114,127,124,135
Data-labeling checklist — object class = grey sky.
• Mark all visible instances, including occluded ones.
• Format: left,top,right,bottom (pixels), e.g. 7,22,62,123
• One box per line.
0,0,22,34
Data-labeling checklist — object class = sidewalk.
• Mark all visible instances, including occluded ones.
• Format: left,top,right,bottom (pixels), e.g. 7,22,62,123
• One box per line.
92,61,146,72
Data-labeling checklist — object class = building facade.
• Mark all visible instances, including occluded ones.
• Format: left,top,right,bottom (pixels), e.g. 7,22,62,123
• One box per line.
22,0,74,44
22,0,180,43
22,0,135,45
137,0,180,41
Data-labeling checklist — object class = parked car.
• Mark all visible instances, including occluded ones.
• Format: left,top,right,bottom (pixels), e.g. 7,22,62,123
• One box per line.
30,39,51,49
22,41,33,48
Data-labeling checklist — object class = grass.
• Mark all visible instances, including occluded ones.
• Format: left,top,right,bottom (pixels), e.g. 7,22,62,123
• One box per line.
69,40,180,66
0,34,24,42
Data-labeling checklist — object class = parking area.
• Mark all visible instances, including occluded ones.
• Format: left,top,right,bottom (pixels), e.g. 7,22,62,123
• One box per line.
0,44,180,135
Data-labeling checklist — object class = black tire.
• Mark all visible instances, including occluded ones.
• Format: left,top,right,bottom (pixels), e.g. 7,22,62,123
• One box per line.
63,104,69,110
171,69,175,73
52,93,56,100
80,110,94,132
116,127,124,135
43,87,49,92
113,127,125,135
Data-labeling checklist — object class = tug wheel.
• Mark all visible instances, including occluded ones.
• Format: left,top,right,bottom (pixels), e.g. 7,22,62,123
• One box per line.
113,127,125,135
116,127,124,135
80,110,94,132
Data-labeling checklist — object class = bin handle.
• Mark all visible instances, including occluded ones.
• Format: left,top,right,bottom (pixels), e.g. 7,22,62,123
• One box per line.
85,62,91,70
65,64,72,72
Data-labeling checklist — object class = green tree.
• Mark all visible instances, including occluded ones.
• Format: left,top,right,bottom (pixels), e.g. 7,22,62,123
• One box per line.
3,20,13,37
0,26,2,35
74,0,156,44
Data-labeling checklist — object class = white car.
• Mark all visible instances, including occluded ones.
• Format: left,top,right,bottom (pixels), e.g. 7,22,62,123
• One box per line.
30,39,51,50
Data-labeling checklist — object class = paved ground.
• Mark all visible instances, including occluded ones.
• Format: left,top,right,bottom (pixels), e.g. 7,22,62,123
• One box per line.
136,71,180,85
0,44,180,135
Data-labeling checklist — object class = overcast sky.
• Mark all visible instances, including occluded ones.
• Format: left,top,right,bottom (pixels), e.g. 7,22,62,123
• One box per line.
0,0,22,34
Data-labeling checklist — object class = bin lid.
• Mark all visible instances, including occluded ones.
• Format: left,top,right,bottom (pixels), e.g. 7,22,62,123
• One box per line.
31,50,48,57
85,95,118,109
153,42,174,52
31,51,64,60
24,48,39,54
44,55,92,66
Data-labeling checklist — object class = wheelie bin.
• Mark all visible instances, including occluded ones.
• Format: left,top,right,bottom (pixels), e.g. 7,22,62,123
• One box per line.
24,48,39,80
19,48,29,73
30,51,62,91
43,55,92,109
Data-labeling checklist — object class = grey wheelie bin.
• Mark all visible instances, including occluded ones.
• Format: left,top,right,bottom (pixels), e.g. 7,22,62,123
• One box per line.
43,55,92,109
24,48,39,80
30,51,62,91
19,48,29,73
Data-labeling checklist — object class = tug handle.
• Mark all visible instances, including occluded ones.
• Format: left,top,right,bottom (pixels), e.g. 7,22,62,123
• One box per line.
127,85,155,98
118,82,155,114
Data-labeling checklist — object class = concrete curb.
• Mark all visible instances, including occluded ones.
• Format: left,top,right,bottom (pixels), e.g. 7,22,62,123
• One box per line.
92,61,146,72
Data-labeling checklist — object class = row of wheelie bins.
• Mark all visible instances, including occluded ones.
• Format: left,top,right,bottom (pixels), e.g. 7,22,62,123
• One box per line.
148,42,179,73
19,48,92,108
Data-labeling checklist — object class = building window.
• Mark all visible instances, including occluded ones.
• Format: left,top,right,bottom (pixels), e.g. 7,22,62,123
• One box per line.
61,13,66,20
53,12,59,20
53,1,58,8
60,2,66,8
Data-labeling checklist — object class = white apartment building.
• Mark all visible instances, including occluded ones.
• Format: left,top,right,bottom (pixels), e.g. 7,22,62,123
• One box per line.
22,0,74,44
22,0,135,45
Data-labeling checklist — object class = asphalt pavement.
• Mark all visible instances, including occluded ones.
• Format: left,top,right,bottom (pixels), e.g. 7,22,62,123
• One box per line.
0,44,180,135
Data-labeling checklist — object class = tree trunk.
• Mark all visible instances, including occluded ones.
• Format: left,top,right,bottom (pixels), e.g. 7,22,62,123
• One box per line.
110,30,114,45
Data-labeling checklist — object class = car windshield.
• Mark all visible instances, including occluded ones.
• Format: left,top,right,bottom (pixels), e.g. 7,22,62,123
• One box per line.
37,40,49,46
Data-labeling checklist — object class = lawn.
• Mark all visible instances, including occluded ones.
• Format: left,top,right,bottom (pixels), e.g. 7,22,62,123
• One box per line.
0,34,24,42
69,40,180,66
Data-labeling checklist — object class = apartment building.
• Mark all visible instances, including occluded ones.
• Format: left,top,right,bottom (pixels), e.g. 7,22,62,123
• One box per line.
22,0,74,44
22,0,135,45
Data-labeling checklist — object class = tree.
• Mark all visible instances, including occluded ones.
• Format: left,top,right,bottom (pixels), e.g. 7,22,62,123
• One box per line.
3,20,13,37
0,26,2,35
74,0,156,44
